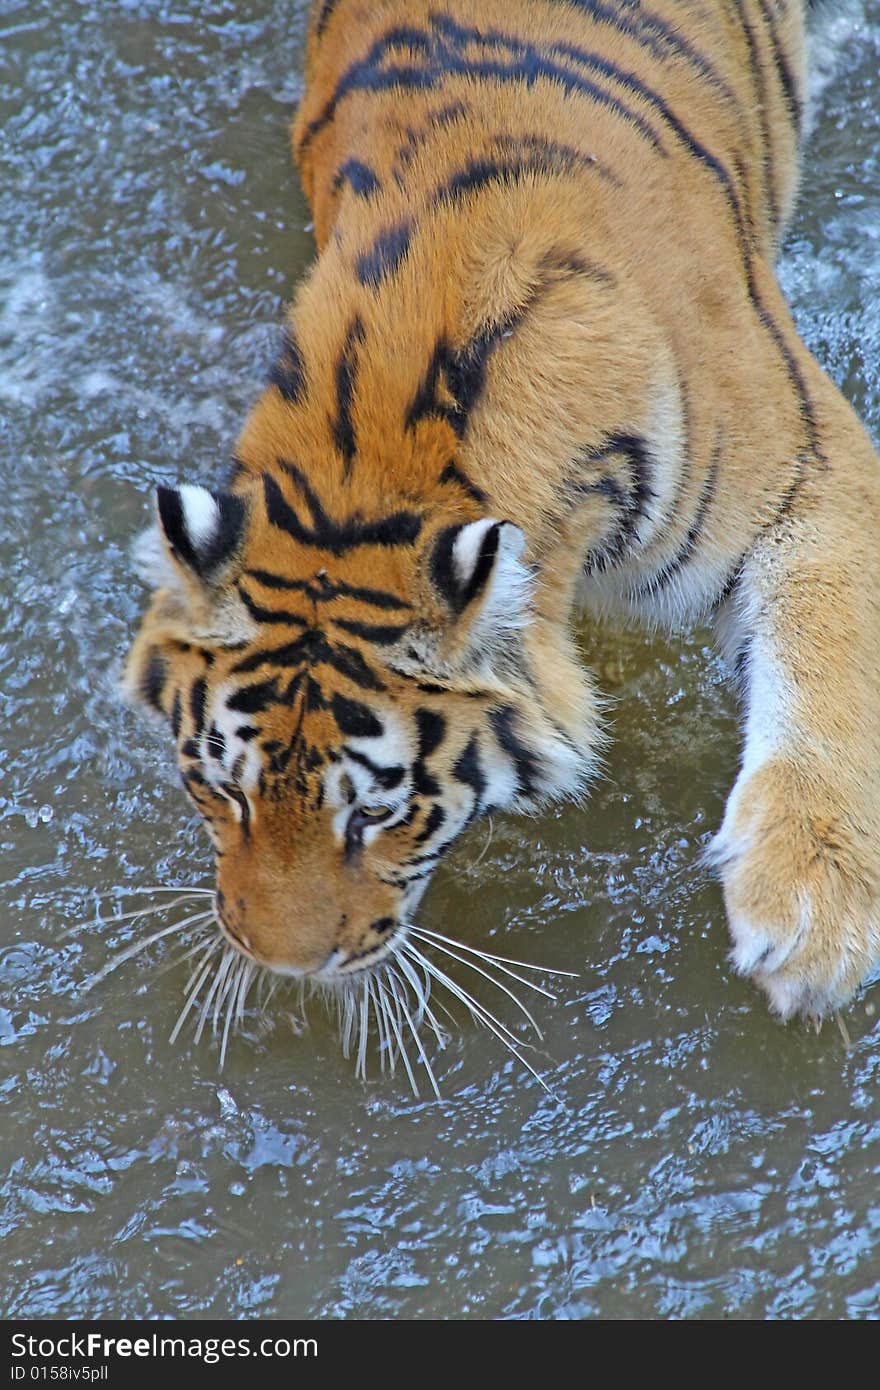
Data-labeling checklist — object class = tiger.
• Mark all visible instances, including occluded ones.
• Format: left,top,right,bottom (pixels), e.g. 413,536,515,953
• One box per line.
124,0,880,1030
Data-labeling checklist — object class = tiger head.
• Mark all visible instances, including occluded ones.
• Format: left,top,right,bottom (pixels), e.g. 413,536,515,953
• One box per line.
124,463,594,982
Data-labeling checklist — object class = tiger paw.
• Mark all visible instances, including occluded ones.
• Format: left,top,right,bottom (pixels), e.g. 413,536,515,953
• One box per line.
710,757,880,1020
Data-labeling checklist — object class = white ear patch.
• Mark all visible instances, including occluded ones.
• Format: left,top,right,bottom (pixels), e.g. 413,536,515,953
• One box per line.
178,484,220,548
451,518,526,597
452,517,502,581
457,519,533,655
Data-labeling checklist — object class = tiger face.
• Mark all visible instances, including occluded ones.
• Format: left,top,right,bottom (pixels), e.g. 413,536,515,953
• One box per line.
125,474,591,980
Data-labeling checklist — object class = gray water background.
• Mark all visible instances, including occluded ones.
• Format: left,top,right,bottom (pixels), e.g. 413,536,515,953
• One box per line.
1,0,880,1319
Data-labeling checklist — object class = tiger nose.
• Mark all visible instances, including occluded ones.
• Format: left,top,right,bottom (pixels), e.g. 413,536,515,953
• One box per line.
214,884,348,975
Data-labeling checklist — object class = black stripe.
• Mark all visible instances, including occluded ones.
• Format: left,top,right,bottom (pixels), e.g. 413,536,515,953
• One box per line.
322,643,388,692
245,567,412,611
392,99,469,178
407,847,448,868
433,147,618,209
230,629,386,692
430,525,460,610
452,733,487,826
156,487,199,572
713,556,745,614
439,461,487,505
370,917,397,935
407,301,534,439
581,434,657,572
355,221,412,288
490,132,623,187
332,317,365,480
754,0,804,134
412,707,444,798
206,722,225,761
263,473,422,555
181,765,210,789
268,329,306,404
416,708,446,760
414,803,446,846
488,705,540,798
314,0,341,35
552,0,740,105
631,438,723,600
243,569,311,592
413,763,440,797
732,632,752,692
435,154,531,203
344,748,404,790
542,246,616,289
236,584,308,627
331,693,383,739
222,782,250,836
730,0,779,231
332,157,381,198
297,21,668,156
226,679,280,715
190,677,207,734
231,632,317,674
305,675,326,713
330,617,411,644
141,649,167,712
171,690,182,739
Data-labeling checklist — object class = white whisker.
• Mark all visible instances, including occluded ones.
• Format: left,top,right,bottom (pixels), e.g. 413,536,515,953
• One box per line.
410,926,558,1002
337,985,355,1059
373,974,395,1072
258,970,282,1013
101,886,214,897
403,941,563,1106
236,962,257,1027
151,928,218,983
212,951,242,1038
451,814,495,878
356,980,370,1082
412,924,578,979
59,893,205,941
394,952,448,1053
403,942,522,1048
376,974,419,1096
83,909,214,991
407,932,544,1038
367,977,388,1073
387,965,441,1100
195,948,235,1044
184,935,222,994
220,958,250,1069
170,942,222,1044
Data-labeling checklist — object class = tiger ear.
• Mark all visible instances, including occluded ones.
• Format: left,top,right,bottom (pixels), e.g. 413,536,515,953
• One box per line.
133,484,247,593
429,518,532,655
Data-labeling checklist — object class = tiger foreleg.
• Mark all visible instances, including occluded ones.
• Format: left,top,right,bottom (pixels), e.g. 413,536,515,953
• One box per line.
711,402,880,1020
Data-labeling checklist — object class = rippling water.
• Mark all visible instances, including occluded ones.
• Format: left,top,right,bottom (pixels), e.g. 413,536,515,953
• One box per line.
2,0,879,1320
